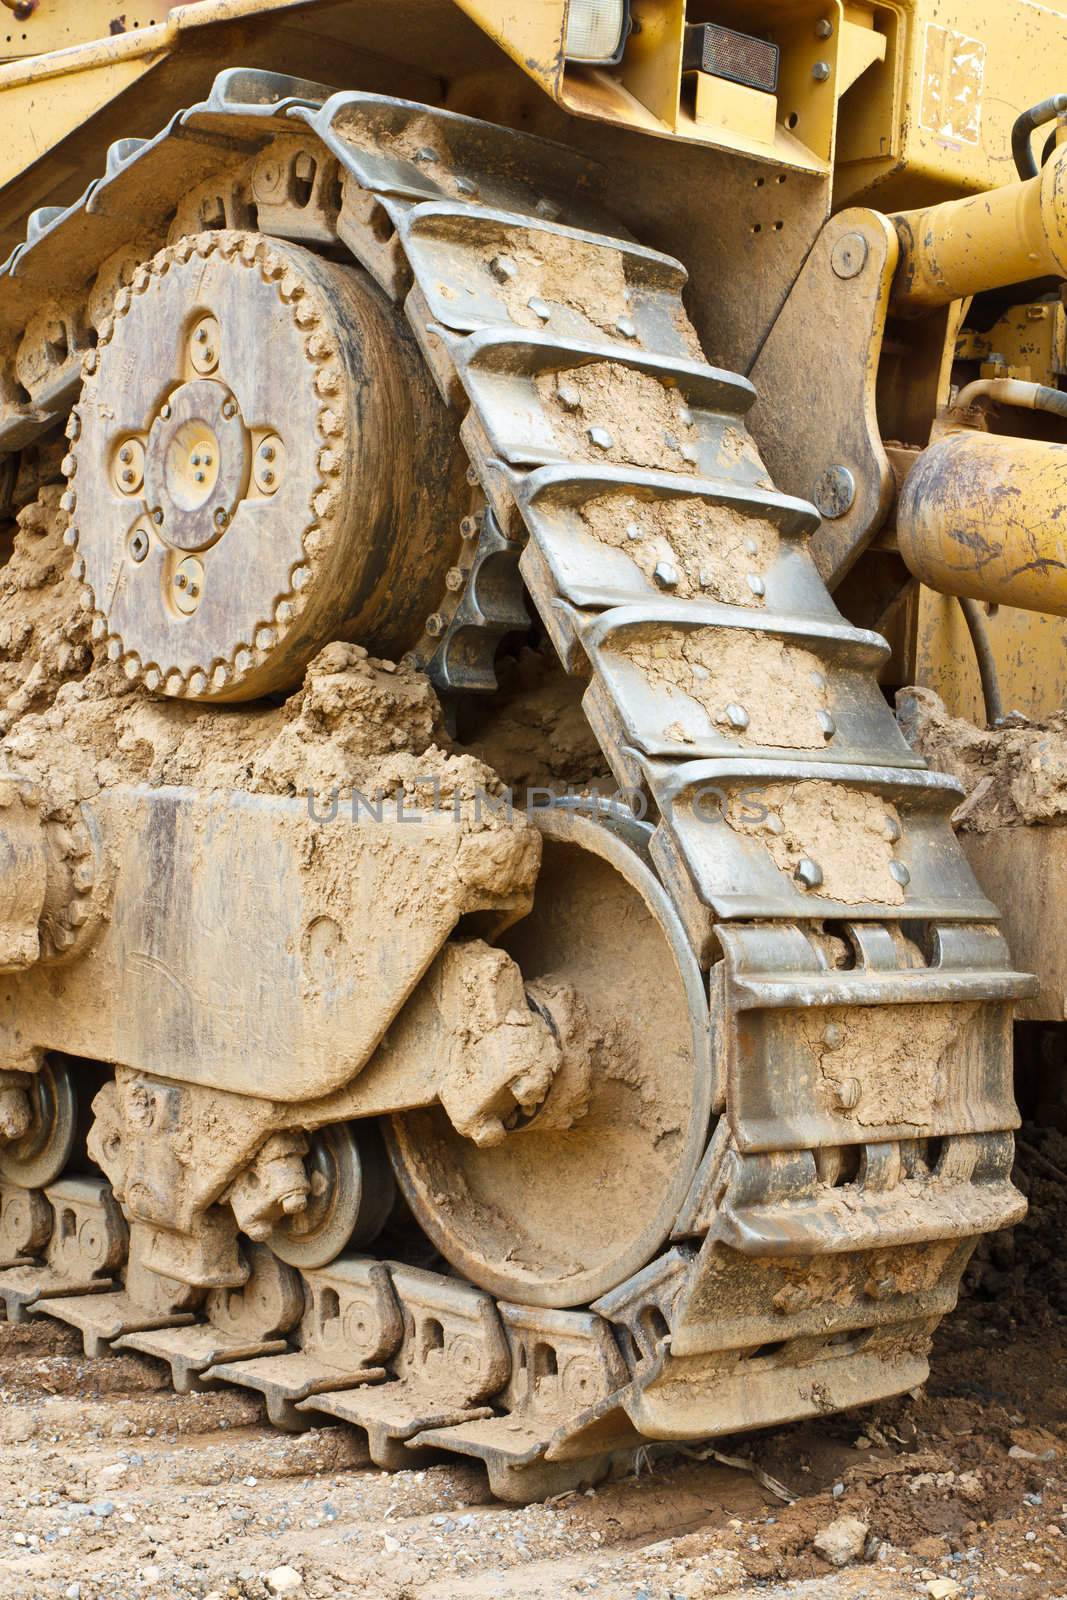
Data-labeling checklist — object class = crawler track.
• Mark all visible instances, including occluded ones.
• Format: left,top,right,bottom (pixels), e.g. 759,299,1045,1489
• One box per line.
0,72,1032,1501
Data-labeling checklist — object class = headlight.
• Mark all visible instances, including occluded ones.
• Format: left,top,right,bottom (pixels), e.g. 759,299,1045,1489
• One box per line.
564,0,632,65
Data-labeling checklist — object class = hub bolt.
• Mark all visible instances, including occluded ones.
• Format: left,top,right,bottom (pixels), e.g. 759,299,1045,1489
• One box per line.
215,508,229,528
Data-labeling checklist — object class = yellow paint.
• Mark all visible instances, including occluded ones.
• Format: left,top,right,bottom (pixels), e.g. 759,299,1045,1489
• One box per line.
914,588,1067,725
693,74,777,149
449,0,565,97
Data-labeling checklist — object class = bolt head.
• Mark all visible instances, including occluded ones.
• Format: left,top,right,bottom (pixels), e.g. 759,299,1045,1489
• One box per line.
260,443,275,461
160,403,172,420
834,1077,862,1111
214,508,229,528
818,710,836,739
175,574,188,589
528,296,552,322
426,612,445,638
588,427,614,451
151,508,164,525
812,59,831,81
813,465,856,520
122,469,135,485
724,702,750,731
889,859,911,888
616,316,637,340
195,326,208,343
460,515,480,540
653,560,679,590
747,573,766,597
414,146,439,164
556,382,582,412
831,231,870,280
489,254,517,283
815,17,833,37
823,1022,845,1050
119,445,133,464
795,857,824,890
194,471,205,483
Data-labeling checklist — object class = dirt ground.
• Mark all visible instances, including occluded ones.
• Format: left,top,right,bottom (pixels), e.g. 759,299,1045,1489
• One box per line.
0,1122,1064,1600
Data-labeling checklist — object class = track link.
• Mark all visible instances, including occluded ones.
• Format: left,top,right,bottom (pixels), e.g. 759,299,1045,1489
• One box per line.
0,71,1033,1501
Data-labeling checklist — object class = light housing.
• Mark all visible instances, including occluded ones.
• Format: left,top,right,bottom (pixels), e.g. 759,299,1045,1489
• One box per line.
564,0,632,66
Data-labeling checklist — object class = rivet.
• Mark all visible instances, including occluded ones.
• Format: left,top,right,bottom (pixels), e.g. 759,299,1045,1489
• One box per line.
188,584,199,599
889,860,911,887
835,1078,861,1110
489,254,517,283
263,470,275,486
724,703,750,731
191,453,201,467
818,710,836,739
653,560,678,589
795,857,824,890
203,454,213,467
122,469,135,485
616,316,637,339
588,426,614,451
747,573,766,597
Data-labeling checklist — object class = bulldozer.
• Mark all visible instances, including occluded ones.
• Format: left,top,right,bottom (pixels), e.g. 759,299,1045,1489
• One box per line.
0,0,1059,1502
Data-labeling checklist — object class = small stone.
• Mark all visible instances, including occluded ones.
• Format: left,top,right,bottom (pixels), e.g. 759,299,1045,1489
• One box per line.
266,1567,305,1596
813,1515,869,1567
64,1587,81,1600
90,1500,115,1517
383,1533,401,1554
141,1568,162,1584
925,1582,962,1600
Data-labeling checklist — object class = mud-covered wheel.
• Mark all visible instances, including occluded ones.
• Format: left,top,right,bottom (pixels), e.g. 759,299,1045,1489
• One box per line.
388,806,714,1309
66,229,467,701
0,1055,78,1190
267,1122,395,1270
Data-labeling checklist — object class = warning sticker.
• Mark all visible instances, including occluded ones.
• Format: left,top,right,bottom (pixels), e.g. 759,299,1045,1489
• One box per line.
920,23,986,146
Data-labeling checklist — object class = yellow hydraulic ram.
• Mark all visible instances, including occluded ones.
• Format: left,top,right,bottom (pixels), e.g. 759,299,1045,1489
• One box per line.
891,124,1067,312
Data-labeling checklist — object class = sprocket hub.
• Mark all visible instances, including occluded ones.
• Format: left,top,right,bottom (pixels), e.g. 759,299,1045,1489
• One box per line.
65,230,464,700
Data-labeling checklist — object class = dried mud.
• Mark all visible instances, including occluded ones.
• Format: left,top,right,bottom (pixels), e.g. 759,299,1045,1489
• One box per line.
537,362,700,472
724,780,906,905
579,489,778,605
0,489,92,733
898,686,1067,833
628,627,829,749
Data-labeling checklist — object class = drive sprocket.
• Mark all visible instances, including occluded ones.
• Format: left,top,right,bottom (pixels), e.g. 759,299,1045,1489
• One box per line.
65,230,465,700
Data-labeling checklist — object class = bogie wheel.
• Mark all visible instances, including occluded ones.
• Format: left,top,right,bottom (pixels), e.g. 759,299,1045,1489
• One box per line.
0,1055,78,1190
266,1122,395,1270
388,807,714,1309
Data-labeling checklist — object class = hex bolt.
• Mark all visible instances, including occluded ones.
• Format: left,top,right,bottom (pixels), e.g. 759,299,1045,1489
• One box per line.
414,146,439,164
835,1077,862,1111
175,573,188,590
215,508,229,528
489,255,517,283
889,860,911,887
724,703,750,731
653,560,679,590
815,17,833,37
189,584,199,599
813,60,831,81
426,612,446,637
260,443,276,460
152,508,164,525
460,515,480,540
625,522,643,542
122,469,135,485
528,296,552,321
557,382,582,411
818,710,836,739
747,573,766,597
119,445,133,464
456,176,479,196
194,471,205,484
222,400,237,419
588,426,614,451
445,566,465,592
795,857,824,890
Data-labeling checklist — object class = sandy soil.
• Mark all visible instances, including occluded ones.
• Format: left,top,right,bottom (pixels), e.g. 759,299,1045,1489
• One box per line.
0,1126,1063,1600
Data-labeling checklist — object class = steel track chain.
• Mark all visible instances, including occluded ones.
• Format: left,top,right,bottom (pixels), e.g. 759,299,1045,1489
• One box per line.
0,72,1033,1501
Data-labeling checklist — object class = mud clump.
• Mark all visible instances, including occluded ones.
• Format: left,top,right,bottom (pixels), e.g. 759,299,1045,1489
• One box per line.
1,642,510,828
898,684,1067,832
723,779,905,905
0,487,92,732
627,626,829,749
537,361,700,472
579,489,778,605
458,644,611,794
